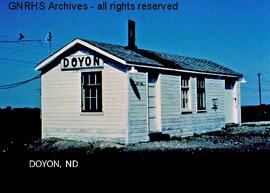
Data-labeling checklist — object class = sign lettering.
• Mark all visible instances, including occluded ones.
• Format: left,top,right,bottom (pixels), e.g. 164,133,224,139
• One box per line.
61,55,103,70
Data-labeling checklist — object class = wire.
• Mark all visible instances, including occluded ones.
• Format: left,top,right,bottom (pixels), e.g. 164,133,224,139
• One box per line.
0,75,40,89
0,41,47,49
0,37,55,50
0,39,42,43
0,74,40,89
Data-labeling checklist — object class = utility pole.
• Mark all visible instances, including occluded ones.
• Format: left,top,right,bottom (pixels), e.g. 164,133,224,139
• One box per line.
258,73,262,106
258,73,262,121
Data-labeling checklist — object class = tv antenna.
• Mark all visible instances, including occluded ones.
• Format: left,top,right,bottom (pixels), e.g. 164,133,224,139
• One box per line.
45,32,52,55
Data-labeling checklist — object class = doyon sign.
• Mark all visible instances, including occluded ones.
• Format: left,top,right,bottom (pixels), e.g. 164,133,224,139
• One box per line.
61,55,103,70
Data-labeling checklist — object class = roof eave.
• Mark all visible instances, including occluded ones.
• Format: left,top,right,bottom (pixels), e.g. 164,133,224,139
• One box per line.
126,63,242,78
35,38,127,71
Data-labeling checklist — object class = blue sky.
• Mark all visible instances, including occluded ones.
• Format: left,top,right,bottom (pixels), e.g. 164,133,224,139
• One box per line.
0,0,270,107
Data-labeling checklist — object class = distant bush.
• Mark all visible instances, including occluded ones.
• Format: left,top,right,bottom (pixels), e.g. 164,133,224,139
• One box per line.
0,107,41,149
242,105,270,122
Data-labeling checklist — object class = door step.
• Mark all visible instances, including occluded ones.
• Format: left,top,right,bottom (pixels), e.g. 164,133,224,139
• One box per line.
225,123,239,128
149,132,171,142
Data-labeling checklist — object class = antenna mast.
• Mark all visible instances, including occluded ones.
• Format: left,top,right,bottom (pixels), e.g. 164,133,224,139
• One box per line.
45,32,52,55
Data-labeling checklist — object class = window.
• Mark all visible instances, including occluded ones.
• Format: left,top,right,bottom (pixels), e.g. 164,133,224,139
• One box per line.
181,76,191,112
197,77,206,110
81,72,102,112
225,79,236,90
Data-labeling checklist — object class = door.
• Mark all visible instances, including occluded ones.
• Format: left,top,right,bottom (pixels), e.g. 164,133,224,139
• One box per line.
148,74,158,132
224,79,238,124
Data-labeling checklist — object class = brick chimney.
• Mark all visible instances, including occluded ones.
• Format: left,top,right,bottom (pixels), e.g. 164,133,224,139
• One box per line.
128,20,137,50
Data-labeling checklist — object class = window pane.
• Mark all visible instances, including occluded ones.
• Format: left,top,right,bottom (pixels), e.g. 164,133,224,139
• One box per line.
97,85,102,98
181,77,189,87
82,87,85,110
85,97,90,111
96,72,101,84
181,89,189,110
202,93,205,109
197,92,206,110
90,74,96,85
197,78,206,110
82,75,84,85
82,73,88,86
96,88,98,109
81,72,102,112
84,87,89,97
181,76,190,111
98,97,102,110
90,87,96,97
91,98,96,111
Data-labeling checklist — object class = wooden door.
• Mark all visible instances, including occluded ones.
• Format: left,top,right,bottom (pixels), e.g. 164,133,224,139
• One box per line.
148,74,157,132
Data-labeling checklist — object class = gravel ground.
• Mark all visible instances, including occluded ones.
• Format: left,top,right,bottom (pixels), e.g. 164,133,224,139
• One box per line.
125,123,270,152
20,122,270,154
1,123,270,171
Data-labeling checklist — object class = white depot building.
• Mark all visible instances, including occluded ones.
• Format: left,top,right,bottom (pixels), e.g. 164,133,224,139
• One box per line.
35,20,243,144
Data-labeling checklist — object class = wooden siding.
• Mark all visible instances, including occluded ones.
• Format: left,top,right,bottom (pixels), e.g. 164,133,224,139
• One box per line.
160,74,181,136
128,72,149,143
41,50,129,143
160,74,226,137
179,77,225,136
41,47,240,143
236,81,242,124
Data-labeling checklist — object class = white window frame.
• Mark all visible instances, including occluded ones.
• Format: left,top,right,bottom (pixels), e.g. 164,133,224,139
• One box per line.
181,75,192,113
81,71,102,112
197,77,206,111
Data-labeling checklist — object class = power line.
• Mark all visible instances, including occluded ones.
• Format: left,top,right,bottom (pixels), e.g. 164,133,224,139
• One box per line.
0,34,58,50
0,41,48,49
0,39,42,44
0,74,40,89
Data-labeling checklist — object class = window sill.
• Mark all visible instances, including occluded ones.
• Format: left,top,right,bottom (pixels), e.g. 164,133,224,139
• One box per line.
181,111,192,114
80,112,104,116
197,110,207,113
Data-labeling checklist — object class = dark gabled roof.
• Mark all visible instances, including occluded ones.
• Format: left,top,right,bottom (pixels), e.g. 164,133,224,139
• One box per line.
84,40,163,67
36,38,242,77
138,50,243,77
84,39,242,77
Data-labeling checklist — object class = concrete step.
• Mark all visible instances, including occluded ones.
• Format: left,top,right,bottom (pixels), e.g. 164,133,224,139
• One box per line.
149,132,171,142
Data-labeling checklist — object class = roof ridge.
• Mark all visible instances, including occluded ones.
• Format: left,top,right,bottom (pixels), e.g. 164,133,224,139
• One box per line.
80,39,222,66
80,38,127,49
82,38,242,77
36,38,242,77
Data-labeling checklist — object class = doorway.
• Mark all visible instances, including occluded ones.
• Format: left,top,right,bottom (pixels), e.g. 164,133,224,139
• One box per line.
224,79,238,124
148,73,158,133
